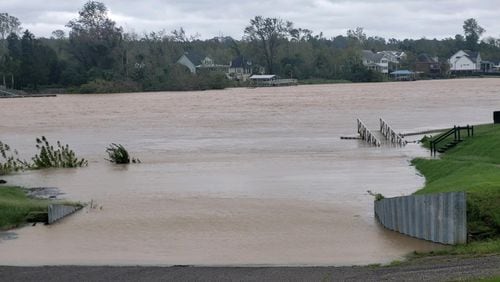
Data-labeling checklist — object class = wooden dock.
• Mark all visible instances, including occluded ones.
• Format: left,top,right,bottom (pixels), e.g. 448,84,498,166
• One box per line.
379,118,407,146
0,94,57,98
0,87,56,98
249,75,298,87
354,118,407,147
357,119,381,146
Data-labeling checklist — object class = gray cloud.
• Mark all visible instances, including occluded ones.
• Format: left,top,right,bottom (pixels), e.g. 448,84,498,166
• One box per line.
2,0,499,40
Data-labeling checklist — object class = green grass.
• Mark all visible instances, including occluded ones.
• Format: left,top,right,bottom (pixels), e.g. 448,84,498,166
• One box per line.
413,239,500,257
412,124,500,240
470,277,500,282
0,186,51,230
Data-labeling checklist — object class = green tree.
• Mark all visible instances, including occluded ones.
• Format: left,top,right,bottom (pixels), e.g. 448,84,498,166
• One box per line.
0,13,21,40
463,18,485,51
66,1,123,78
347,27,366,46
51,29,66,40
20,30,59,89
2,33,21,88
244,16,292,74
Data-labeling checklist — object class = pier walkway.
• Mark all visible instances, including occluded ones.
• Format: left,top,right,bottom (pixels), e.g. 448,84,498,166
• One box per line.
354,118,407,147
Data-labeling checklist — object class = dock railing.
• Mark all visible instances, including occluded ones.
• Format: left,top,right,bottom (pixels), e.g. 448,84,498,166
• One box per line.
379,118,406,146
357,119,381,146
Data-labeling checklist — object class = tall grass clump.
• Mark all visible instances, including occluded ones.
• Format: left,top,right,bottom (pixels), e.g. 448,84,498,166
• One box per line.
105,143,140,164
0,141,30,175
32,136,88,168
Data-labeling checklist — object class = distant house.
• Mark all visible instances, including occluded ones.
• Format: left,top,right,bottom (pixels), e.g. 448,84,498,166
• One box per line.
228,56,253,81
449,50,481,72
493,62,500,72
480,61,495,73
362,50,389,74
177,52,229,74
378,51,406,63
362,50,406,74
415,53,441,77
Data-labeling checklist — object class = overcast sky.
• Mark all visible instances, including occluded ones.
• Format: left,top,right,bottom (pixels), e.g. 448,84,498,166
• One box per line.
1,0,498,40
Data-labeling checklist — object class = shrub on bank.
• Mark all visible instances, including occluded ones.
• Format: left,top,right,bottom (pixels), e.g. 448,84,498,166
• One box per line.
78,79,142,94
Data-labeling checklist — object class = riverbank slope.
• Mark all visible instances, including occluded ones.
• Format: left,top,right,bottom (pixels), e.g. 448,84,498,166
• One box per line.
412,123,500,251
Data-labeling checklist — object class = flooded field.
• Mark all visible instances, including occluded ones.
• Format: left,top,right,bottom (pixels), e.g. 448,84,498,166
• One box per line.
0,78,499,266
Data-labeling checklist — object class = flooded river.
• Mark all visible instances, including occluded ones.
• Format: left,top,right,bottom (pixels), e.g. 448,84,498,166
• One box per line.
1,78,499,266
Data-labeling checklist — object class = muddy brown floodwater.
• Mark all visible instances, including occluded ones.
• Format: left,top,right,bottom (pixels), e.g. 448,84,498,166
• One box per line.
1,78,499,266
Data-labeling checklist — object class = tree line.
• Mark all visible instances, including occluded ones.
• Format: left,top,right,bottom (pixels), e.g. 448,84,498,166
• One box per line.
1,1,499,93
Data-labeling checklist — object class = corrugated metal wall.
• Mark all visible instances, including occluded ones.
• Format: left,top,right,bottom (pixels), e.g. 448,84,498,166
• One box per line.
48,204,82,224
374,192,467,245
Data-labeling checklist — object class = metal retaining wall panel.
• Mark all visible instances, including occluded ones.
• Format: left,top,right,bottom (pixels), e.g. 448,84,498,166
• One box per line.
48,204,82,224
374,192,466,245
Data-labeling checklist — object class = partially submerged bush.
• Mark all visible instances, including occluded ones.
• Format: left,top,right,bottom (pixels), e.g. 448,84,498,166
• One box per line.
78,79,142,94
32,136,88,168
0,141,30,175
367,190,385,201
105,143,140,164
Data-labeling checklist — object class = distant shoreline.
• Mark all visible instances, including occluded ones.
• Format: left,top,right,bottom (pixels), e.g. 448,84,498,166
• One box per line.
18,75,500,96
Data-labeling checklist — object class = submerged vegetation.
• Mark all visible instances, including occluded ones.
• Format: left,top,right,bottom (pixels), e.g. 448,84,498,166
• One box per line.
0,141,30,175
0,136,87,175
367,190,385,201
32,136,87,168
413,124,500,241
105,143,140,164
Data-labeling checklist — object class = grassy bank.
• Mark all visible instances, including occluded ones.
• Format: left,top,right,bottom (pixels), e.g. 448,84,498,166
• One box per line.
0,186,52,230
412,124,500,246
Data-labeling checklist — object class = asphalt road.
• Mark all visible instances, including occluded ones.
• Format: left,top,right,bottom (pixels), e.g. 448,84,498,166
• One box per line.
1,255,499,281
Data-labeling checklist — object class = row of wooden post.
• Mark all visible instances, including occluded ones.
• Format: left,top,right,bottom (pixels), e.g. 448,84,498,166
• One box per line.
379,118,407,146
357,119,381,146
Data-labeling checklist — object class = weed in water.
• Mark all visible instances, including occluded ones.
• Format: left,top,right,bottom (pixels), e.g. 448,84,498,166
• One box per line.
32,136,88,169
105,143,140,164
0,141,31,175
367,190,385,201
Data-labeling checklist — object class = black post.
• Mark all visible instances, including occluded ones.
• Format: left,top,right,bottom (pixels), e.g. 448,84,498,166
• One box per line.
454,126,457,141
472,126,474,137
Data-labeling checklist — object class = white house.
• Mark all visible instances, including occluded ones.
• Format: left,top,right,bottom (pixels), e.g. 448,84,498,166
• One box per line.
449,50,481,72
361,50,389,74
177,52,229,74
378,51,406,63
